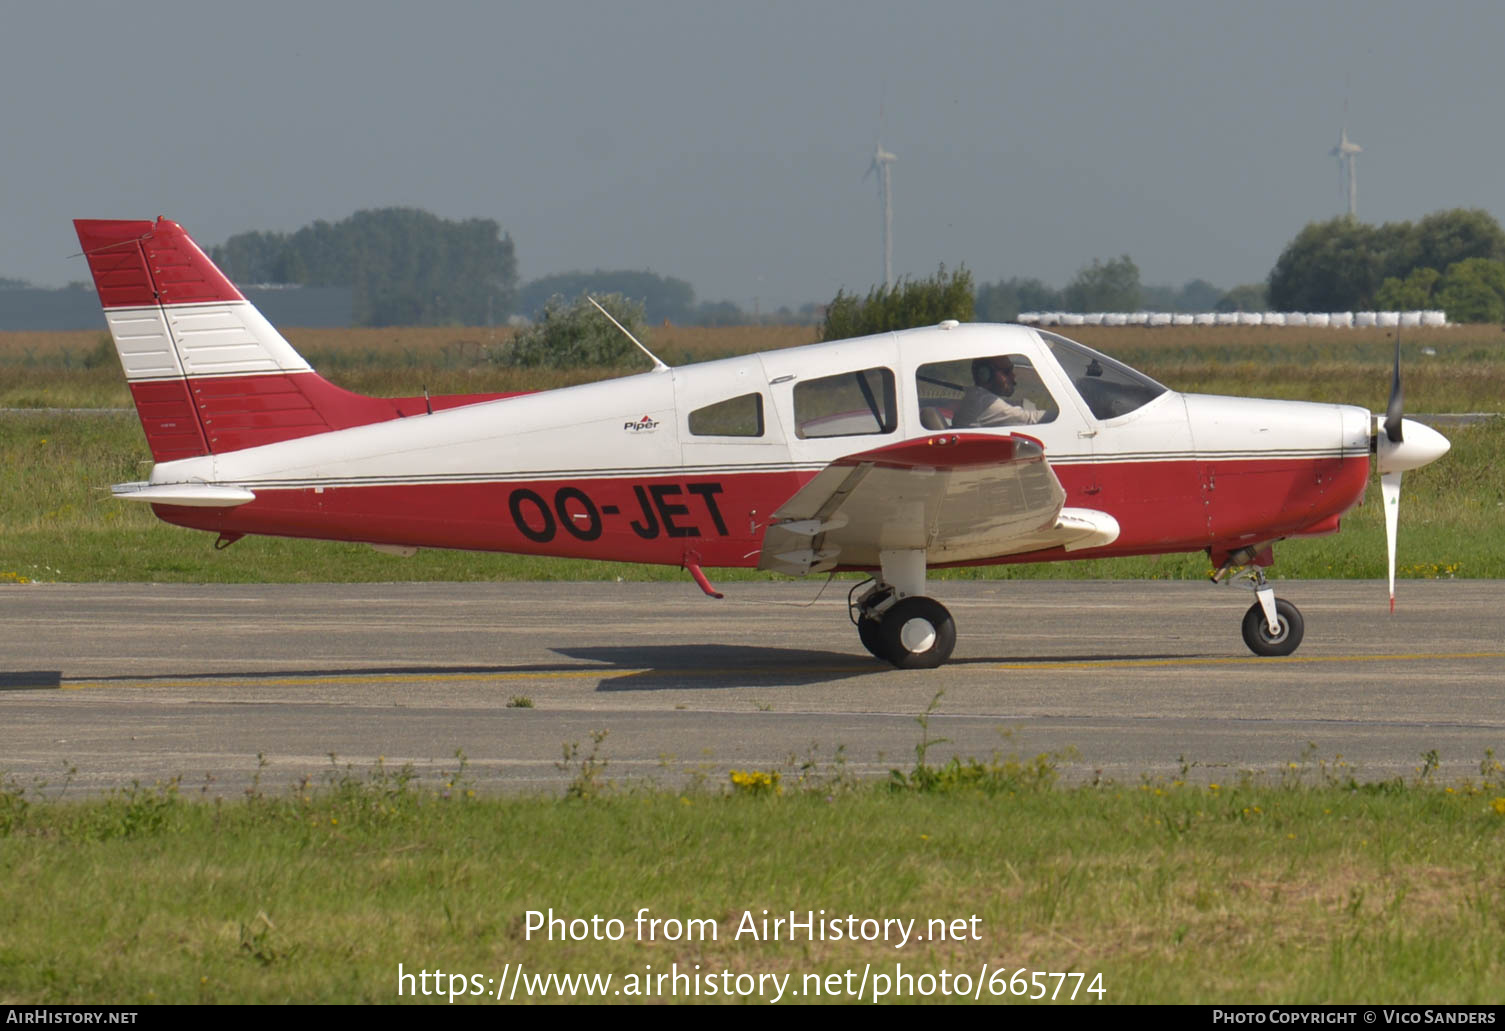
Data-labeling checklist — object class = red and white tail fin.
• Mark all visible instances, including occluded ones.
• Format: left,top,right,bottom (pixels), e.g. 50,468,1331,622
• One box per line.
75,218,507,460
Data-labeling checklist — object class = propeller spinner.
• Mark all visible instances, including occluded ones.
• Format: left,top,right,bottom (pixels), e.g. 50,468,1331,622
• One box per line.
1373,335,1451,611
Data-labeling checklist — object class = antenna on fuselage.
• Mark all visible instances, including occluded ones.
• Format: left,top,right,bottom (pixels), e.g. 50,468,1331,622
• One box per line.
586,295,670,372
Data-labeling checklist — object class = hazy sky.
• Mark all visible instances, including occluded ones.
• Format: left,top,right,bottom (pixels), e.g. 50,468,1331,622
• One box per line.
5,0,1504,309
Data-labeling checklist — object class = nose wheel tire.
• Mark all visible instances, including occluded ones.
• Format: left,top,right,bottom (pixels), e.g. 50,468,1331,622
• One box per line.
879,597,956,669
1241,598,1304,657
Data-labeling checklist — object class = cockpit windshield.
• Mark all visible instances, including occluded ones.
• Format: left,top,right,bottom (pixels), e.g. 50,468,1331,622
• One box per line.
1039,330,1168,421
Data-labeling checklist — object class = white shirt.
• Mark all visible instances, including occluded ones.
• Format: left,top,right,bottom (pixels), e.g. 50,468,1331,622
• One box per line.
951,385,1045,427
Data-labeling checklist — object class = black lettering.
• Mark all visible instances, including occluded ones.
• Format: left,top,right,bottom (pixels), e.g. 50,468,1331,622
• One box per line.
508,489,556,543
554,487,602,541
651,484,699,538
686,482,728,536
629,485,660,539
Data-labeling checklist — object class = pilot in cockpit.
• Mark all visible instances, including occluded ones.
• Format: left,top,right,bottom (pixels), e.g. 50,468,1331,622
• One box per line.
951,355,1047,428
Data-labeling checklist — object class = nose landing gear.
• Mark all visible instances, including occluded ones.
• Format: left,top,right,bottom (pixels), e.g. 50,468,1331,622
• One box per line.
1213,549,1305,657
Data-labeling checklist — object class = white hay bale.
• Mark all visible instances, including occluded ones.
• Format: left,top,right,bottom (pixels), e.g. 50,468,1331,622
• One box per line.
1215,312,1239,326
1262,312,1286,327
1082,312,1105,326
1421,310,1448,327
1354,311,1377,328
1377,311,1400,327
1061,313,1084,326
1016,312,1040,325
1193,313,1216,326
1307,312,1330,327
1285,312,1308,327
1173,313,1194,326
1399,310,1423,328
1330,311,1353,327
1237,311,1263,326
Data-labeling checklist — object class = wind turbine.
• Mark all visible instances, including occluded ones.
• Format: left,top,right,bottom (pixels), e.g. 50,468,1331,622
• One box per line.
864,139,897,290
1331,126,1362,218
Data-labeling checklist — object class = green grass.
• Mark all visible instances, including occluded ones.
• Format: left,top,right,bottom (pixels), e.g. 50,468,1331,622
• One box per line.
3,748,1503,1004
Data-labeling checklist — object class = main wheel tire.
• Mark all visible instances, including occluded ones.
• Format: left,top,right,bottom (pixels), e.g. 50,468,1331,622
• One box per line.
1241,598,1304,657
879,597,957,669
856,617,887,661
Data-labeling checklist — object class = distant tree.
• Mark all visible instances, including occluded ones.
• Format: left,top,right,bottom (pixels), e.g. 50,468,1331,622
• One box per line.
1409,209,1505,276
1266,217,1385,311
1375,267,1441,311
1063,255,1141,312
1175,278,1225,312
213,231,295,283
1216,283,1268,312
1434,258,1505,323
688,300,746,326
517,270,695,324
819,265,974,341
495,293,649,368
211,208,517,327
1267,208,1505,311
0,277,31,290
975,277,1063,321
1138,284,1179,311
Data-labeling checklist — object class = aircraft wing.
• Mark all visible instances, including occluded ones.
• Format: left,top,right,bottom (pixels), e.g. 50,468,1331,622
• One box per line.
758,433,1118,575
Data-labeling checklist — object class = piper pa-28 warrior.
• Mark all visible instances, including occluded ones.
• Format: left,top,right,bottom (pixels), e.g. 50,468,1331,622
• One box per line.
74,218,1451,669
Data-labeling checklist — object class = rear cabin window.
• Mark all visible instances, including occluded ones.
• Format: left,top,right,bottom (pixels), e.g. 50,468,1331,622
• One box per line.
688,393,764,437
793,368,897,439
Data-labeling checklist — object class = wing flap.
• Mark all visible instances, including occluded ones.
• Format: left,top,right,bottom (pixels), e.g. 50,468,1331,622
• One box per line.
760,432,1098,574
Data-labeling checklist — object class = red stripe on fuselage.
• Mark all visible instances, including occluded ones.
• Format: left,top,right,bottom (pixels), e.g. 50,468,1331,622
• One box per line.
146,454,1371,570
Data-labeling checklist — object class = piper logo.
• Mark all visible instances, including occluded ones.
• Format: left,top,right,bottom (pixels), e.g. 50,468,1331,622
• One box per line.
624,415,659,433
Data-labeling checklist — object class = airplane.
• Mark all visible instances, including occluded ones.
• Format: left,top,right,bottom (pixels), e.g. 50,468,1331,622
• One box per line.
72,217,1451,669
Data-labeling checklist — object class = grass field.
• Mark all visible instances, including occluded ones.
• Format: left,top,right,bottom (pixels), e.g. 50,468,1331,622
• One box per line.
3,744,1503,1004
1,324,1500,583
3,323,1504,411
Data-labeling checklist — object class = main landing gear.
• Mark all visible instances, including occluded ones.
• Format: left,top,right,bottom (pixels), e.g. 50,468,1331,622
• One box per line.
849,550,956,669
1213,549,1305,658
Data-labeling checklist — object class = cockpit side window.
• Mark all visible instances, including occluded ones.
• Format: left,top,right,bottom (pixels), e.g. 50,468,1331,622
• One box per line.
916,355,1059,430
1039,331,1167,420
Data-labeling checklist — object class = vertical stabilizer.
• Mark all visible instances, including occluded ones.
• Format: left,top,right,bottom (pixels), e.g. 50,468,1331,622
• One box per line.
74,217,512,459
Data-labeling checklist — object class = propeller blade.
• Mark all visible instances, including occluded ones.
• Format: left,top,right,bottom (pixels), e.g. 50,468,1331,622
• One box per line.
1381,470,1402,613
1384,333,1404,443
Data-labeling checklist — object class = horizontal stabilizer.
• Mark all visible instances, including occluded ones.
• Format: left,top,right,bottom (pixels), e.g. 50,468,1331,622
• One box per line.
112,481,256,507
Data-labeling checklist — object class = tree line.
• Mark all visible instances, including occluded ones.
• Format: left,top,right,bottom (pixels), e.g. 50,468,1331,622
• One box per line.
1267,208,1505,321
211,208,773,329
202,204,1505,330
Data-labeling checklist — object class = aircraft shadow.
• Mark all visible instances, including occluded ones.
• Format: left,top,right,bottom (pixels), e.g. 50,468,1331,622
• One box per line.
55,649,1207,695
1,670,63,691
552,644,879,691
63,648,879,693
